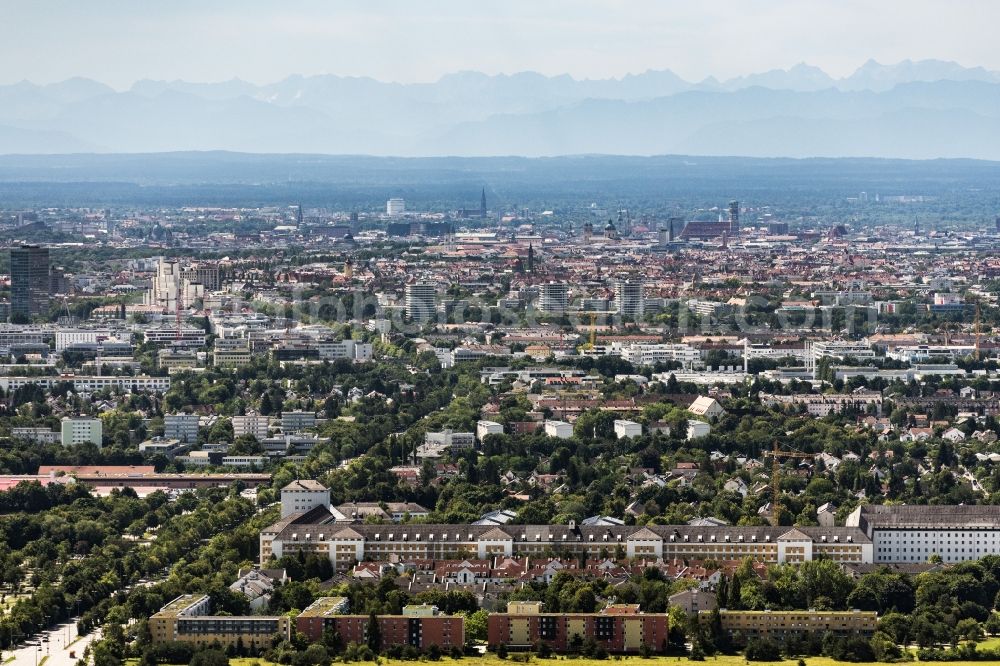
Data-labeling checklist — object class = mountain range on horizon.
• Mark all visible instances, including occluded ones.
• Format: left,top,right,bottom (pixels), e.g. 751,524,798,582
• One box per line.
3,58,1000,159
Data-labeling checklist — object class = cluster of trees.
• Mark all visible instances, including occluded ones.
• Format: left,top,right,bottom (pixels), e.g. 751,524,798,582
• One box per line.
681,556,1000,662
0,483,257,655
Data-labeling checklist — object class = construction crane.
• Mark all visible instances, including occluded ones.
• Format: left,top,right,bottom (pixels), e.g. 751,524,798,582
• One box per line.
763,442,813,526
579,313,599,352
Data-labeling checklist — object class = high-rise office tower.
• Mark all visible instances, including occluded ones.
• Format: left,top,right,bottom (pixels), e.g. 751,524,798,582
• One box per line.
614,278,645,318
538,282,569,314
180,264,221,291
668,217,681,242
10,245,50,319
404,282,437,323
728,201,740,234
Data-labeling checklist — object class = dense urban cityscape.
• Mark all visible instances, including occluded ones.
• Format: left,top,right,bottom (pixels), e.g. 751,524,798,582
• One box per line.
6,2,1000,666
0,173,998,666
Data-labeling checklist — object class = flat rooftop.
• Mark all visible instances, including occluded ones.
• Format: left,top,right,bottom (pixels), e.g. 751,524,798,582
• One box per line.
154,594,207,617
298,596,350,618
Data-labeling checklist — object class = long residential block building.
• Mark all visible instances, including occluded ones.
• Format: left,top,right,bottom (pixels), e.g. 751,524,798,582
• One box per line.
262,485,1000,570
149,595,290,650
261,518,870,570
0,374,170,392
297,599,464,650
699,610,878,640
488,602,668,653
848,504,1000,564
759,390,883,417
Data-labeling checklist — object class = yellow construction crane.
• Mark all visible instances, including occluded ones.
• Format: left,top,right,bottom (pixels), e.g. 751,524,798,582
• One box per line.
579,313,599,352
763,442,813,526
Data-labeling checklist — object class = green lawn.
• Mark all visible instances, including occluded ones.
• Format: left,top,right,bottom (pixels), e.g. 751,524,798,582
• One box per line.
229,654,994,666
127,651,1000,666
135,656,1000,666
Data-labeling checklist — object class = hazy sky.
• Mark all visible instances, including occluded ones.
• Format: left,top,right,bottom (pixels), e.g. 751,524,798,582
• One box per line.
4,0,999,88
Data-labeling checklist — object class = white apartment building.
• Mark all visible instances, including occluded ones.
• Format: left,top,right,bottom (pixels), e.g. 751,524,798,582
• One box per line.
687,420,712,440
614,279,645,318
617,343,701,368
614,419,643,439
476,420,504,441
0,375,171,392
61,416,102,448
164,413,200,443
143,258,205,311
760,391,883,417
544,420,574,439
537,282,569,314
232,414,271,440
849,505,1000,564
404,282,437,323
318,339,373,362
281,411,316,434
